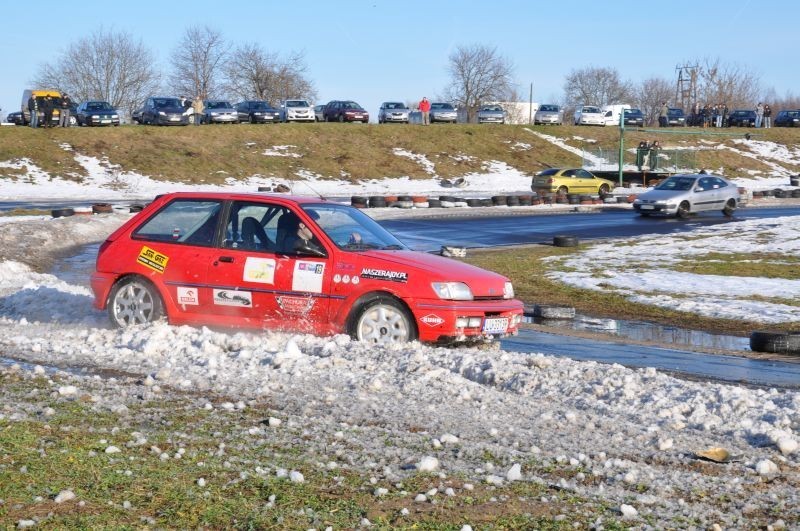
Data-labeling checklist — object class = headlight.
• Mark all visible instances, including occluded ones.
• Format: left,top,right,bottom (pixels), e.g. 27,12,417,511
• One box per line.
91,115,99,119
112,114,118,119
211,112,219,116
158,111,166,116
431,282,473,301
503,282,514,299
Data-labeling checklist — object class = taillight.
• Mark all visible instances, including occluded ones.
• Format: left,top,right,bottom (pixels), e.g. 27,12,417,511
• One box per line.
547,178,554,184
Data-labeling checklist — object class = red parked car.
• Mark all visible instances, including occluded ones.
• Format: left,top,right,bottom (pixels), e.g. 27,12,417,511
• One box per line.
91,192,522,344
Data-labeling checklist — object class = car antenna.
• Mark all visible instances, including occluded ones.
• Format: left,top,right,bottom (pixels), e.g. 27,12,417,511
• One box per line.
293,180,327,200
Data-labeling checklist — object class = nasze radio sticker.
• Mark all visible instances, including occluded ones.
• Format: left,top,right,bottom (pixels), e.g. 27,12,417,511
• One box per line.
176,286,199,306
137,246,169,274
360,268,408,283
243,257,276,284
213,289,252,307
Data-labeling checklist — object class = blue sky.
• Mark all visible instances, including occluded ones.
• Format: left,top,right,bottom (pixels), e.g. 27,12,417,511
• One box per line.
1,0,795,118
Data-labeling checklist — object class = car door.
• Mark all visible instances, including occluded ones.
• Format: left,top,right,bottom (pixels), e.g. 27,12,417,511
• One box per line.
207,200,332,333
693,177,719,212
574,169,595,193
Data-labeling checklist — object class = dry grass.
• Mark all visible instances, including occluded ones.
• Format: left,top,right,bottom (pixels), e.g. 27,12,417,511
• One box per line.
2,124,797,186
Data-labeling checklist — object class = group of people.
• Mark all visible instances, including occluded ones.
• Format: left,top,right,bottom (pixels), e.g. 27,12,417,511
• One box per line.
27,93,72,128
688,101,772,128
636,140,661,171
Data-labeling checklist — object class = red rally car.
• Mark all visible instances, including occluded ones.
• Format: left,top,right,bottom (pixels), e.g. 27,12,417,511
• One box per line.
91,192,523,344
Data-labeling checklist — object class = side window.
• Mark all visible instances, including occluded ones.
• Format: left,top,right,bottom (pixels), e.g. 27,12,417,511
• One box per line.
563,170,575,178
133,200,222,246
697,178,712,191
712,177,727,189
577,169,592,179
225,201,284,252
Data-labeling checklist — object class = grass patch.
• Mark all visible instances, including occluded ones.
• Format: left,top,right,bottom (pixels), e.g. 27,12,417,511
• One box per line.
463,244,800,335
0,208,51,217
672,252,800,279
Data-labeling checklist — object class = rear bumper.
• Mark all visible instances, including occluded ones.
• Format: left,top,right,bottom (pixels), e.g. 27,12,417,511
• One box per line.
90,272,116,310
410,298,524,342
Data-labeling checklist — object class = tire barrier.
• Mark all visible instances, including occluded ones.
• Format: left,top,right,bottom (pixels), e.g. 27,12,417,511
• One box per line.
369,196,387,208
427,198,442,208
129,204,144,213
530,304,576,319
491,195,507,206
351,196,368,208
92,203,113,214
466,198,482,207
51,208,75,218
774,189,787,198
506,195,521,207
553,234,579,247
749,331,800,356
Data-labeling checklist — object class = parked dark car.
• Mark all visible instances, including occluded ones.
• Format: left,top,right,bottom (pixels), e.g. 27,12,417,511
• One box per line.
623,108,644,127
667,108,686,127
235,101,280,123
139,97,189,126
6,111,24,125
727,109,757,127
76,101,120,126
774,110,800,127
323,100,369,123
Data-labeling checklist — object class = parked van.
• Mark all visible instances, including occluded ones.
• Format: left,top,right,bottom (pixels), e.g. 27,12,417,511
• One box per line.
21,89,63,126
601,104,631,126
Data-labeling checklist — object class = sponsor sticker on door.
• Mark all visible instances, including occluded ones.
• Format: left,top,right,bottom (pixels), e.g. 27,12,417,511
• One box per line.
243,257,276,284
137,246,169,274
176,286,199,305
213,289,252,307
292,261,325,293
277,296,315,314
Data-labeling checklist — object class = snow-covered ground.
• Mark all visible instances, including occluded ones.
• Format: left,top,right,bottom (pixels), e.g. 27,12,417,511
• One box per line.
0,212,798,527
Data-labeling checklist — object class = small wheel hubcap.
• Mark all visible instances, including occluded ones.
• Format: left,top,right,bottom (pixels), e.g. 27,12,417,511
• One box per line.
113,282,155,325
357,304,410,344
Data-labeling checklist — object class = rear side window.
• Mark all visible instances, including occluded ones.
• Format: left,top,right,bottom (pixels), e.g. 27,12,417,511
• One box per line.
133,200,222,246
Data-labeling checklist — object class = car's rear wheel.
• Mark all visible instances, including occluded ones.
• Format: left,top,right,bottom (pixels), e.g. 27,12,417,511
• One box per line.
108,277,163,328
677,201,691,219
557,185,568,195
598,184,610,195
722,198,736,217
352,296,416,345
338,114,344,123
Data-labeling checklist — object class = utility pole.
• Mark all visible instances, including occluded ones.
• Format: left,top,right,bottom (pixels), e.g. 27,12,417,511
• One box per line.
528,82,533,124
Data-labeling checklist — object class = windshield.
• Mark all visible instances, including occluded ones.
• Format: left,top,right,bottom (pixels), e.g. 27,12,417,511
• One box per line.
583,106,601,113
303,203,406,251
286,100,309,107
206,101,232,109
431,103,454,110
87,102,113,111
343,101,364,110
482,105,503,111
154,98,181,109
655,177,696,191
384,102,405,109
539,105,558,112
251,102,272,110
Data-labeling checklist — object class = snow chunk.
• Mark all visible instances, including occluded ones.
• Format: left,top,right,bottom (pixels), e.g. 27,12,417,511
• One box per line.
756,459,779,476
620,504,638,519
58,385,78,396
777,436,798,456
105,446,121,454
54,490,76,503
289,470,305,483
417,456,439,472
506,463,522,481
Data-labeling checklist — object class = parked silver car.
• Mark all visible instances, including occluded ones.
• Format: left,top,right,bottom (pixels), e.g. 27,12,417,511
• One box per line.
430,102,457,123
534,104,563,125
314,104,325,122
574,105,605,126
477,104,506,124
378,102,409,123
201,100,238,124
632,174,739,218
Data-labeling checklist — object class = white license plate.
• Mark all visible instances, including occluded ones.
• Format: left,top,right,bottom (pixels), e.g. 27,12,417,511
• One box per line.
170,117,179,121
483,317,509,334
100,120,110,123
640,205,654,210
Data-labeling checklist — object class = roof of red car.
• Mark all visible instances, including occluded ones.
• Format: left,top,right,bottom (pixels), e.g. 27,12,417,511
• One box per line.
154,191,332,204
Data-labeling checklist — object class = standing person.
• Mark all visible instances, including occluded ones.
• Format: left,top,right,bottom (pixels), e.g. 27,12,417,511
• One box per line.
192,95,204,126
636,141,648,171
711,105,719,128
419,96,431,125
763,104,772,128
28,94,39,128
721,104,729,127
649,140,660,171
59,93,72,127
715,103,723,128
755,102,764,128
659,102,669,128
42,96,54,127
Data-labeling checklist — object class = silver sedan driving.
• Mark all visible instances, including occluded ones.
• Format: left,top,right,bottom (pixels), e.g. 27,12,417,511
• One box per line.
632,174,740,218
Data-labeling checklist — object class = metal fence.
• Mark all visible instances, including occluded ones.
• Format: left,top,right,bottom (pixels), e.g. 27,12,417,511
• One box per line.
581,148,698,173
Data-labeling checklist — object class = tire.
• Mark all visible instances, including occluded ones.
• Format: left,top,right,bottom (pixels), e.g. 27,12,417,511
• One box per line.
466,198,482,207
427,198,442,208
557,186,568,195
749,331,800,355
531,304,576,319
51,208,75,218
350,296,416,344
351,196,368,208
599,184,610,195
92,203,113,214
491,195,507,206
338,114,344,123
368,196,387,208
722,198,736,217
677,201,690,219
506,195,521,206
129,204,144,213
108,277,164,328
553,235,578,247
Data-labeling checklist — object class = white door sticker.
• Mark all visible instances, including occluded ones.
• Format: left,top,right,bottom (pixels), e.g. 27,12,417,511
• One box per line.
213,289,252,307
243,257,276,284
292,261,325,293
176,286,199,306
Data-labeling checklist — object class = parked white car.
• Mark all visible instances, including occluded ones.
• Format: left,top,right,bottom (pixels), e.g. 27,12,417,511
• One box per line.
534,104,563,125
573,105,605,126
601,104,631,126
280,99,315,122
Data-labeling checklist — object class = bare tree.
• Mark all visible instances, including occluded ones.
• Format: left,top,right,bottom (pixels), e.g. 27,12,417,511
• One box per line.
563,66,635,112
223,43,315,104
169,26,229,100
443,44,515,123
32,29,160,118
690,57,761,109
636,77,673,125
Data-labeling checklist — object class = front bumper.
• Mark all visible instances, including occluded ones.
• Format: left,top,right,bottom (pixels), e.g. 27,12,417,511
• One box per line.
86,116,120,126
479,116,504,123
578,117,605,125
286,112,314,122
633,202,677,215
536,115,561,124
207,114,238,123
410,298,523,342
382,114,408,122
250,114,280,123
431,114,457,122
155,115,189,125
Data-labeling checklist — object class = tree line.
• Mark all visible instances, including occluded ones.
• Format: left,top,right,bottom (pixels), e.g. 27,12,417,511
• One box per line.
32,28,794,124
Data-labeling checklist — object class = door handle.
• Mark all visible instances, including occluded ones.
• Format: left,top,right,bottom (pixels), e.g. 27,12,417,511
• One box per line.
215,256,234,265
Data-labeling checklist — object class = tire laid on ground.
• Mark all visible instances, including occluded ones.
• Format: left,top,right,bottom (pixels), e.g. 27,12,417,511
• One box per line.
466,198,482,207
792,189,800,198
351,196,368,208
129,204,144,213
774,189,787,198
427,198,442,208
257,186,271,192
439,195,457,203
531,304,576,319
749,331,800,355
479,198,493,207
567,194,580,205
92,203,113,214
491,195,507,206
506,195,521,206
369,196,387,208
762,189,774,197
384,195,398,204
518,195,532,206
397,195,413,202
350,296,417,344
51,208,75,218
411,195,428,204
553,235,579,247
108,277,164,327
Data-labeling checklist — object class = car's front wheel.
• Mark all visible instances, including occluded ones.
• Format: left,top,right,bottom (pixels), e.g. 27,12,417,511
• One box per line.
108,277,163,328
722,198,736,217
677,201,691,219
557,186,568,195
351,296,416,345
598,184,610,195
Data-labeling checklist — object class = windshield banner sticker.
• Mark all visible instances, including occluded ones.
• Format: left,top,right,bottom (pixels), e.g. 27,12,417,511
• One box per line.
137,246,169,274
292,261,325,293
243,257,276,284
176,287,199,306
360,268,408,283
213,289,252,307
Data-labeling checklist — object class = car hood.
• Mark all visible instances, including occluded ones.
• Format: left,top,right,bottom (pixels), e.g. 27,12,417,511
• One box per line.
208,107,236,113
157,106,185,113
357,250,509,297
637,189,687,202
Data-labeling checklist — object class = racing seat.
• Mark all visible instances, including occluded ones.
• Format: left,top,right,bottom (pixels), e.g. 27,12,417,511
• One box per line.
275,213,300,253
241,217,273,251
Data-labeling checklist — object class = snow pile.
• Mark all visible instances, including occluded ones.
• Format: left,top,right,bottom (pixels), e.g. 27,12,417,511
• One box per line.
392,148,437,175
262,145,301,158
546,215,800,323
